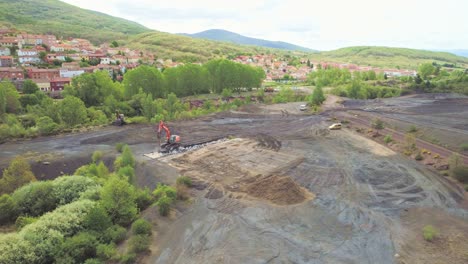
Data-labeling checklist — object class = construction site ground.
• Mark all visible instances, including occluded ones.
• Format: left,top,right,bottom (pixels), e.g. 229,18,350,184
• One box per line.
0,93,467,264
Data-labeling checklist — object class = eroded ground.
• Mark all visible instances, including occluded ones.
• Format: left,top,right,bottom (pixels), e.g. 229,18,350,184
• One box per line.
1,95,467,264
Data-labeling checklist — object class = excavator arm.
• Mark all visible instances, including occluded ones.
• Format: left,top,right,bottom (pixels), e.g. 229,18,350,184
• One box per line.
157,121,171,142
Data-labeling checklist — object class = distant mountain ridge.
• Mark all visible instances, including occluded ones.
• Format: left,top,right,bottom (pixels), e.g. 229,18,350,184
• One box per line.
180,29,317,53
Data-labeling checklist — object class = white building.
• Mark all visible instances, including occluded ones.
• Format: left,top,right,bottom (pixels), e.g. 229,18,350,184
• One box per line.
19,56,41,64
0,47,10,56
18,49,38,57
59,68,85,78
100,57,111,65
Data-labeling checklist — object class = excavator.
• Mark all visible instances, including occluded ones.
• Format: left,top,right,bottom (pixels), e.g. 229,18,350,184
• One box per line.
157,120,181,153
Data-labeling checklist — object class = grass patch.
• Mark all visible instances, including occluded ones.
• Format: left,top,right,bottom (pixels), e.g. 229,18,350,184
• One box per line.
423,225,438,241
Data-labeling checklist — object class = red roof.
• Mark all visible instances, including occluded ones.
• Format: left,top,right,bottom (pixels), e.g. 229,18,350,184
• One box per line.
50,77,71,83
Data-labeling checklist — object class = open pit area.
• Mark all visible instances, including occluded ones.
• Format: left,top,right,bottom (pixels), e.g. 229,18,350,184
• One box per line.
1,94,467,264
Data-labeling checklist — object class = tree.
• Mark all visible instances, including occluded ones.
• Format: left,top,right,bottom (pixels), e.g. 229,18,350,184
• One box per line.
22,80,39,94
37,116,59,135
59,96,88,126
64,71,120,107
100,177,138,226
0,81,21,114
0,157,36,195
418,63,435,79
310,86,326,106
0,194,17,224
39,51,47,62
123,65,165,99
111,41,119,48
12,181,57,217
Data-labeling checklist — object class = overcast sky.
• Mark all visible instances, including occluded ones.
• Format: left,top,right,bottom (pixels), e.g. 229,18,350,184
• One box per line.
61,0,467,51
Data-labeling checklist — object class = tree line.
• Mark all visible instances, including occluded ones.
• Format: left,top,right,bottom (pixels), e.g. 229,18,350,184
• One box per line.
0,59,265,142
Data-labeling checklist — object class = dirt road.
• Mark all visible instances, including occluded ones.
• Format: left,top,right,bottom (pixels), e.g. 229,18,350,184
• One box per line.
1,97,467,264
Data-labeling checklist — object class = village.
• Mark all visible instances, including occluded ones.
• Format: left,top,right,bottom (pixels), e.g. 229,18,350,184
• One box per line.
0,27,417,96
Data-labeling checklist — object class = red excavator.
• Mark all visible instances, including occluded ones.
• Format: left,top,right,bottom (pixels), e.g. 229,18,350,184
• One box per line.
157,121,181,153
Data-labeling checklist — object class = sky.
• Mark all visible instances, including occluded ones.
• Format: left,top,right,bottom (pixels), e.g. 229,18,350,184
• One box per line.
60,0,468,51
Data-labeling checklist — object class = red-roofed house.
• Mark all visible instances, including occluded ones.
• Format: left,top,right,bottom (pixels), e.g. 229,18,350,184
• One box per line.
0,67,24,80
50,78,71,91
27,68,60,80
0,56,13,67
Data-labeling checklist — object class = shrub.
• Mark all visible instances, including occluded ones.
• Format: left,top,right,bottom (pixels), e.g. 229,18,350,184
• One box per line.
83,205,113,233
96,162,109,179
92,151,103,163
57,232,98,264
415,151,424,161
371,118,384,130
100,177,138,226
101,225,127,244
408,125,418,133
52,175,98,206
383,135,393,144
15,216,38,230
12,181,57,217
176,176,192,187
120,145,135,168
131,219,152,236
116,143,125,153
96,243,117,261
84,258,103,264
0,194,17,224
36,116,59,135
153,184,177,201
461,143,468,151
135,187,153,211
128,234,150,253
0,156,36,195
156,196,172,216
117,165,135,183
452,166,468,183
120,253,137,264
423,225,438,241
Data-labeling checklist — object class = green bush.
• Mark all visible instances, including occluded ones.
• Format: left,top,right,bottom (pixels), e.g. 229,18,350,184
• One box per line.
156,196,172,216
52,175,98,206
128,234,150,253
452,166,468,183
116,143,125,153
100,177,138,226
101,225,127,244
120,145,136,168
423,225,438,241
176,176,192,187
153,184,177,201
131,219,152,236
117,165,135,183
57,232,98,264
0,156,37,195
36,116,59,136
371,118,384,130
96,243,117,261
15,216,38,230
135,187,153,211
415,151,424,161
84,258,103,264
12,181,57,217
461,143,468,151
0,194,17,224
83,205,112,233
92,151,103,163
120,253,137,264
126,116,147,124
408,125,418,133
383,135,393,144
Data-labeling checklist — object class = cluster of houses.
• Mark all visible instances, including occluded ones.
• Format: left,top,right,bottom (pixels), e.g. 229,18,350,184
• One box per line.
0,26,421,96
233,55,418,81
0,28,184,94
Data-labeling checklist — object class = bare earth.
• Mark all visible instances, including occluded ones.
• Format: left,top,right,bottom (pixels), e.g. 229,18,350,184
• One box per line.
0,94,467,264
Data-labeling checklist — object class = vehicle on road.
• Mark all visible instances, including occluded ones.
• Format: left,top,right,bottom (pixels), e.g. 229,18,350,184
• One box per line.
299,104,307,111
328,123,342,130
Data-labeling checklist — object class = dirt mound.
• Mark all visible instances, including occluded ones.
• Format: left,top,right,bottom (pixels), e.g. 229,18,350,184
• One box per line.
245,175,313,205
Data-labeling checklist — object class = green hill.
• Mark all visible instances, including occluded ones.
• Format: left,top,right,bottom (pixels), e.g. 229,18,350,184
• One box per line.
120,31,307,62
0,0,150,44
310,46,468,69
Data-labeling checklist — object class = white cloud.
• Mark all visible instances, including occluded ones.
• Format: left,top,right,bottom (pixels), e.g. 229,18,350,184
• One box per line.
60,0,468,50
